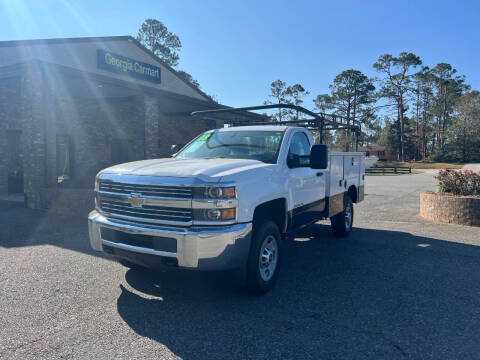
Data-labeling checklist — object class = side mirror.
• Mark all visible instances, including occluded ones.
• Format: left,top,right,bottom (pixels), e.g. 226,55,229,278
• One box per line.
310,144,328,169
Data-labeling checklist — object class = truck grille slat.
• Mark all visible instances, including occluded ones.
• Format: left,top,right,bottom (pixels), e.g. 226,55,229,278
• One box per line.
98,180,195,225
101,206,192,220
99,181,193,199
102,206,190,221
101,207,191,221
100,201,192,216
102,200,191,215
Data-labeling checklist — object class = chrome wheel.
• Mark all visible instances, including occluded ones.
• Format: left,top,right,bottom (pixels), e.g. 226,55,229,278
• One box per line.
344,201,353,229
258,235,278,281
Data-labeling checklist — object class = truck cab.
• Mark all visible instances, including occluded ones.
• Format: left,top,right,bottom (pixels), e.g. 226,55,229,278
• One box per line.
89,118,365,294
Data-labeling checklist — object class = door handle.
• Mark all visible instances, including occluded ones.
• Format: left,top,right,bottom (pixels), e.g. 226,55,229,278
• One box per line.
316,172,323,177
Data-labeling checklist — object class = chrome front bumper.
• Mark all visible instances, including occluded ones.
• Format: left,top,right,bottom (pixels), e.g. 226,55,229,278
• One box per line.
88,210,252,270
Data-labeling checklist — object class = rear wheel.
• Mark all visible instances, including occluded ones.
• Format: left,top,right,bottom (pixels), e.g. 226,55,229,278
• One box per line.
330,193,354,237
246,220,281,295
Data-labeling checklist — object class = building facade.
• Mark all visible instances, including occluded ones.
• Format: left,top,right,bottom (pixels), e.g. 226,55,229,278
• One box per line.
361,144,397,161
0,36,251,212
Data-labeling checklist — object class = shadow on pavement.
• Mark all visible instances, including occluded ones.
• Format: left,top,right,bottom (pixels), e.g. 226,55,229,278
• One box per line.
0,200,100,256
117,223,480,360
3,201,480,358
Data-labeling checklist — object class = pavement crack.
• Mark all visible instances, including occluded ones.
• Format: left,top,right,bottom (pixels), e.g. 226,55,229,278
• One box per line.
4,335,45,352
393,343,408,356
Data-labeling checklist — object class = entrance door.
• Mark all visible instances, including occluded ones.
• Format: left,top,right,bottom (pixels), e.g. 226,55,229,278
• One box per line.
7,130,24,193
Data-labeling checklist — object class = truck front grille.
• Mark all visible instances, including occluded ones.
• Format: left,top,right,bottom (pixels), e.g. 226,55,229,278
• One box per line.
99,181,193,199
100,199,193,224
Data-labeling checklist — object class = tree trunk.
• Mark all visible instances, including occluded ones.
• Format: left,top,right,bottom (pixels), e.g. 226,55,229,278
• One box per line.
399,93,406,162
441,86,448,147
431,131,436,156
352,91,358,153
421,93,428,160
278,99,282,122
415,86,420,160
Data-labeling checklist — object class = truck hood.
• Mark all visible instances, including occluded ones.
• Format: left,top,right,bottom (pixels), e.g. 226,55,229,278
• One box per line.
101,158,272,180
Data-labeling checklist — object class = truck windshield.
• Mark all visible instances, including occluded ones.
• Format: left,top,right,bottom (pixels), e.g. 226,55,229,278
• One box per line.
176,130,284,163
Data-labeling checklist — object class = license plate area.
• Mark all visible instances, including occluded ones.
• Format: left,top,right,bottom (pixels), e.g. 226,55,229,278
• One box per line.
101,228,177,253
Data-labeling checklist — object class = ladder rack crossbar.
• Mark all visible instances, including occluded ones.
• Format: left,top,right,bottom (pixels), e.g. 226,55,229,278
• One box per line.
190,103,361,148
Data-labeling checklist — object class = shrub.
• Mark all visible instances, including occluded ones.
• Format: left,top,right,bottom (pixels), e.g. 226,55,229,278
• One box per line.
435,169,480,196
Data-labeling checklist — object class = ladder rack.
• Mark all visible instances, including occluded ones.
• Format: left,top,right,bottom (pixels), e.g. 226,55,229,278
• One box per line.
191,104,361,150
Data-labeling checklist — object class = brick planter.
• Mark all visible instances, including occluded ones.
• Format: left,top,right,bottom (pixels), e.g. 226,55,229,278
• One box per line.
420,191,480,227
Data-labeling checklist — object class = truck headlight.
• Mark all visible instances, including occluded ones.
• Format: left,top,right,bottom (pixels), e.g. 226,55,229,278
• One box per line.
193,186,236,199
194,208,236,221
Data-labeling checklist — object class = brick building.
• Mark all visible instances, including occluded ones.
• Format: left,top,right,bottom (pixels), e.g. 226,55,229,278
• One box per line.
360,144,397,161
0,36,255,212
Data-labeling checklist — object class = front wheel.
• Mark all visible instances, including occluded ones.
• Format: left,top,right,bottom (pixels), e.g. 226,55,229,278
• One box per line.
330,193,354,237
246,220,281,295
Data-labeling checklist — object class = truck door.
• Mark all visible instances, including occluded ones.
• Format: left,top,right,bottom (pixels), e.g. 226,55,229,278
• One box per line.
287,131,326,228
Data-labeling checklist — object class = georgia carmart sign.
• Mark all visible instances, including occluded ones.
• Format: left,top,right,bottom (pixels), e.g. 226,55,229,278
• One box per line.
97,49,161,84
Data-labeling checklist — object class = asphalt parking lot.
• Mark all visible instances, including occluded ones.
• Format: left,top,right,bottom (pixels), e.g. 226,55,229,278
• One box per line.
1,171,480,360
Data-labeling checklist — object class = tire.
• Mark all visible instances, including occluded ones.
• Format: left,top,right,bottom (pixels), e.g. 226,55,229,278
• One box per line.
330,193,354,237
246,220,281,295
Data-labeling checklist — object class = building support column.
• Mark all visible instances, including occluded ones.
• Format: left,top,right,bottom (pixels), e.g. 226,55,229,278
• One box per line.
0,86,8,194
144,95,160,159
21,65,47,208
45,87,57,186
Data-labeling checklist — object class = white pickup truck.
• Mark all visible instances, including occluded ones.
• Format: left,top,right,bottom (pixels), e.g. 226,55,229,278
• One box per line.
88,124,365,293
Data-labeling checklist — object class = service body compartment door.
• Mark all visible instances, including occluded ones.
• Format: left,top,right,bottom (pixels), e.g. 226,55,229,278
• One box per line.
327,154,345,217
344,154,361,189
328,154,344,197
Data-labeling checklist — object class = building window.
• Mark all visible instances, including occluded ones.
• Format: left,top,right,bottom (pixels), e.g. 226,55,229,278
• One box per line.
111,139,129,165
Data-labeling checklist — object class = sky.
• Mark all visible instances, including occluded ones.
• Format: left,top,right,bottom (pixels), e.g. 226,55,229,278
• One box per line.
1,0,479,108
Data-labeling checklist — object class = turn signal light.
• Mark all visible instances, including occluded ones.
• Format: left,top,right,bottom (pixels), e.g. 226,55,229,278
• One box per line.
221,187,236,199
220,208,236,220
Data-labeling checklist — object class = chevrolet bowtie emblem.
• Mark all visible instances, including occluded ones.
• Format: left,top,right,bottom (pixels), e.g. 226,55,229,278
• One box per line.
128,193,145,208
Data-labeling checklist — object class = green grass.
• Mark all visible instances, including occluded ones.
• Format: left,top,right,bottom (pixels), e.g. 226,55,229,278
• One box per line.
376,161,463,169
